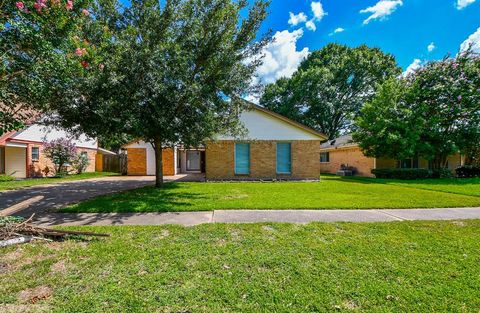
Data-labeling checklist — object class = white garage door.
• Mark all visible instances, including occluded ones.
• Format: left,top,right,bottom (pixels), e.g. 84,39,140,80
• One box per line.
5,146,27,178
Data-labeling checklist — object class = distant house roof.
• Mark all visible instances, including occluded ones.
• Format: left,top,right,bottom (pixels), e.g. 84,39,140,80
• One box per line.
320,134,358,150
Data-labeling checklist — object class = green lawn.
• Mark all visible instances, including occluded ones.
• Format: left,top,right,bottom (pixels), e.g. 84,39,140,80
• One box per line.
1,221,480,312
63,175,480,213
348,176,480,197
0,172,119,191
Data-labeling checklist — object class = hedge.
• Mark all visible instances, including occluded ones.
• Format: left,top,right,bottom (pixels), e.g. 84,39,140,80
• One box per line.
456,166,480,178
371,168,431,180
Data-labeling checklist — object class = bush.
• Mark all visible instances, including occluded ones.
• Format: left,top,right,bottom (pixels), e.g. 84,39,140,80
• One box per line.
430,168,454,179
0,174,15,182
72,153,90,174
371,168,431,180
456,165,480,178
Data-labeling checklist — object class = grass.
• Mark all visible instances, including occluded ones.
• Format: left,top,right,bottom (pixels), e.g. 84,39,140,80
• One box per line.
62,175,480,213
0,172,119,191
1,220,480,312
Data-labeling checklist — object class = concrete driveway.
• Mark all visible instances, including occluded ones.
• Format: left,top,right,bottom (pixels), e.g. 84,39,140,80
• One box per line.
0,176,162,217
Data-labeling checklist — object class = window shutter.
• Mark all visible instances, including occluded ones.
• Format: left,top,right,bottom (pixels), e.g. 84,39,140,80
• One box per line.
276,143,291,174
235,143,250,174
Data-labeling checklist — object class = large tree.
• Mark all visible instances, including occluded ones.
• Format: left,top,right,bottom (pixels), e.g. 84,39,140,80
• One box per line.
51,0,270,187
354,49,480,169
0,0,96,134
260,43,401,139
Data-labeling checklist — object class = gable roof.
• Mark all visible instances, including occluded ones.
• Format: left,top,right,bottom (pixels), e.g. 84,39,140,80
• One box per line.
320,134,358,150
251,104,327,140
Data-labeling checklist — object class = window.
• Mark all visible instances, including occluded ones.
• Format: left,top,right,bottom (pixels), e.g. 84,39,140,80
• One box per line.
234,143,250,174
276,142,291,174
31,147,40,161
398,158,419,169
320,152,330,163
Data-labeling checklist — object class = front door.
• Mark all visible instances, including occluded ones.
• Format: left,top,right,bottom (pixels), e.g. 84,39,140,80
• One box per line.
186,150,201,171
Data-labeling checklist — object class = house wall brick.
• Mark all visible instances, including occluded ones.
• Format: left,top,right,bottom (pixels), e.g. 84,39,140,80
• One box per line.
205,140,320,180
127,148,147,175
28,145,96,177
320,147,376,177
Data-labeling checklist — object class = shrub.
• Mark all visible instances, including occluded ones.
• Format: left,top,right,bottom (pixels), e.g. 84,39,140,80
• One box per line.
456,165,480,178
430,168,454,179
0,174,14,182
72,153,90,174
371,168,431,180
43,138,77,175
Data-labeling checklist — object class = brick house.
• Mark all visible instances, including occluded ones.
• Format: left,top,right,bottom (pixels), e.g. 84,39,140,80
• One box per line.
0,124,101,179
123,105,327,180
320,134,464,177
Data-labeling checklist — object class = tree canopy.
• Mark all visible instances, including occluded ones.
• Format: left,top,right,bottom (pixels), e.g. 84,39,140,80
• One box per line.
51,0,270,187
260,43,401,139
354,49,480,168
0,0,97,135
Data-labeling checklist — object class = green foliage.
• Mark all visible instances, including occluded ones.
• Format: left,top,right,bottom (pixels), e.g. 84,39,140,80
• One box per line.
355,50,480,169
430,168,454,179
51,0,270,187
0,0,97,134
371,168,431,180
260,43,401,139
72,152,90,174
354,78,420,160
455,166,480,178
0,174,15,182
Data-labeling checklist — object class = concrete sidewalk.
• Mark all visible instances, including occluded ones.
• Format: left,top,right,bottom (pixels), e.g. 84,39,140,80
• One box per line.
32,207,480,227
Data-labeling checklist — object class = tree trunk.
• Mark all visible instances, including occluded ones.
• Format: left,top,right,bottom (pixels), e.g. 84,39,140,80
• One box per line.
153,138,164,188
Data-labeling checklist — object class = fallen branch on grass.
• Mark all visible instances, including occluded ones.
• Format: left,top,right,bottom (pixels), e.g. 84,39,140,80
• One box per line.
0,214,109,246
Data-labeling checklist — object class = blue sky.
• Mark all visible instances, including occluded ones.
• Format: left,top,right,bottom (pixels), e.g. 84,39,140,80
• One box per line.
252,0,480,83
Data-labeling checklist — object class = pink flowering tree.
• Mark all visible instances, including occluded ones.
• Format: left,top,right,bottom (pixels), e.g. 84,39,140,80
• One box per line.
0,0,101,135
354,48,480,169
43,138,77,175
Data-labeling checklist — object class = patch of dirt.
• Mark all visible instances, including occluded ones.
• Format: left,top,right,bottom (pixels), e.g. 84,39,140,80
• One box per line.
2,250,24,262
50,260,67,274
334,300,358,311
222,194,248,200
0,304,51,313
451,221,466,227
18,286,52,304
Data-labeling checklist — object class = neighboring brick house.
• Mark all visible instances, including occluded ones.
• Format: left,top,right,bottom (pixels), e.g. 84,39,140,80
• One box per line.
320,134,464,177
123,105,327,180
0,124,102,179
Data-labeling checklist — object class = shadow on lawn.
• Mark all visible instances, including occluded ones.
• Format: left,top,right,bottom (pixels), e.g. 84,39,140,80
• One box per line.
62,183,209,213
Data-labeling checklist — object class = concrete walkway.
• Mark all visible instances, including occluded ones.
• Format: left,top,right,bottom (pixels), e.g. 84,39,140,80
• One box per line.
32,207,480,227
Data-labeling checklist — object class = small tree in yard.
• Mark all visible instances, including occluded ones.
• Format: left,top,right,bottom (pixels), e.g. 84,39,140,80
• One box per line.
354,49,480,169
43,138,77,175
51,0,270,187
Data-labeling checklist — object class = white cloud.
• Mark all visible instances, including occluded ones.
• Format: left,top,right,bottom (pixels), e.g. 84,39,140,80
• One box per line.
360,0,403,25
311,1,327,21
402,59,422,77
334,27,345,33
256,29,310,85
456,0,476,9
427,42,436,52
305,20,317,31
460,27,480,53
288,12,307,26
